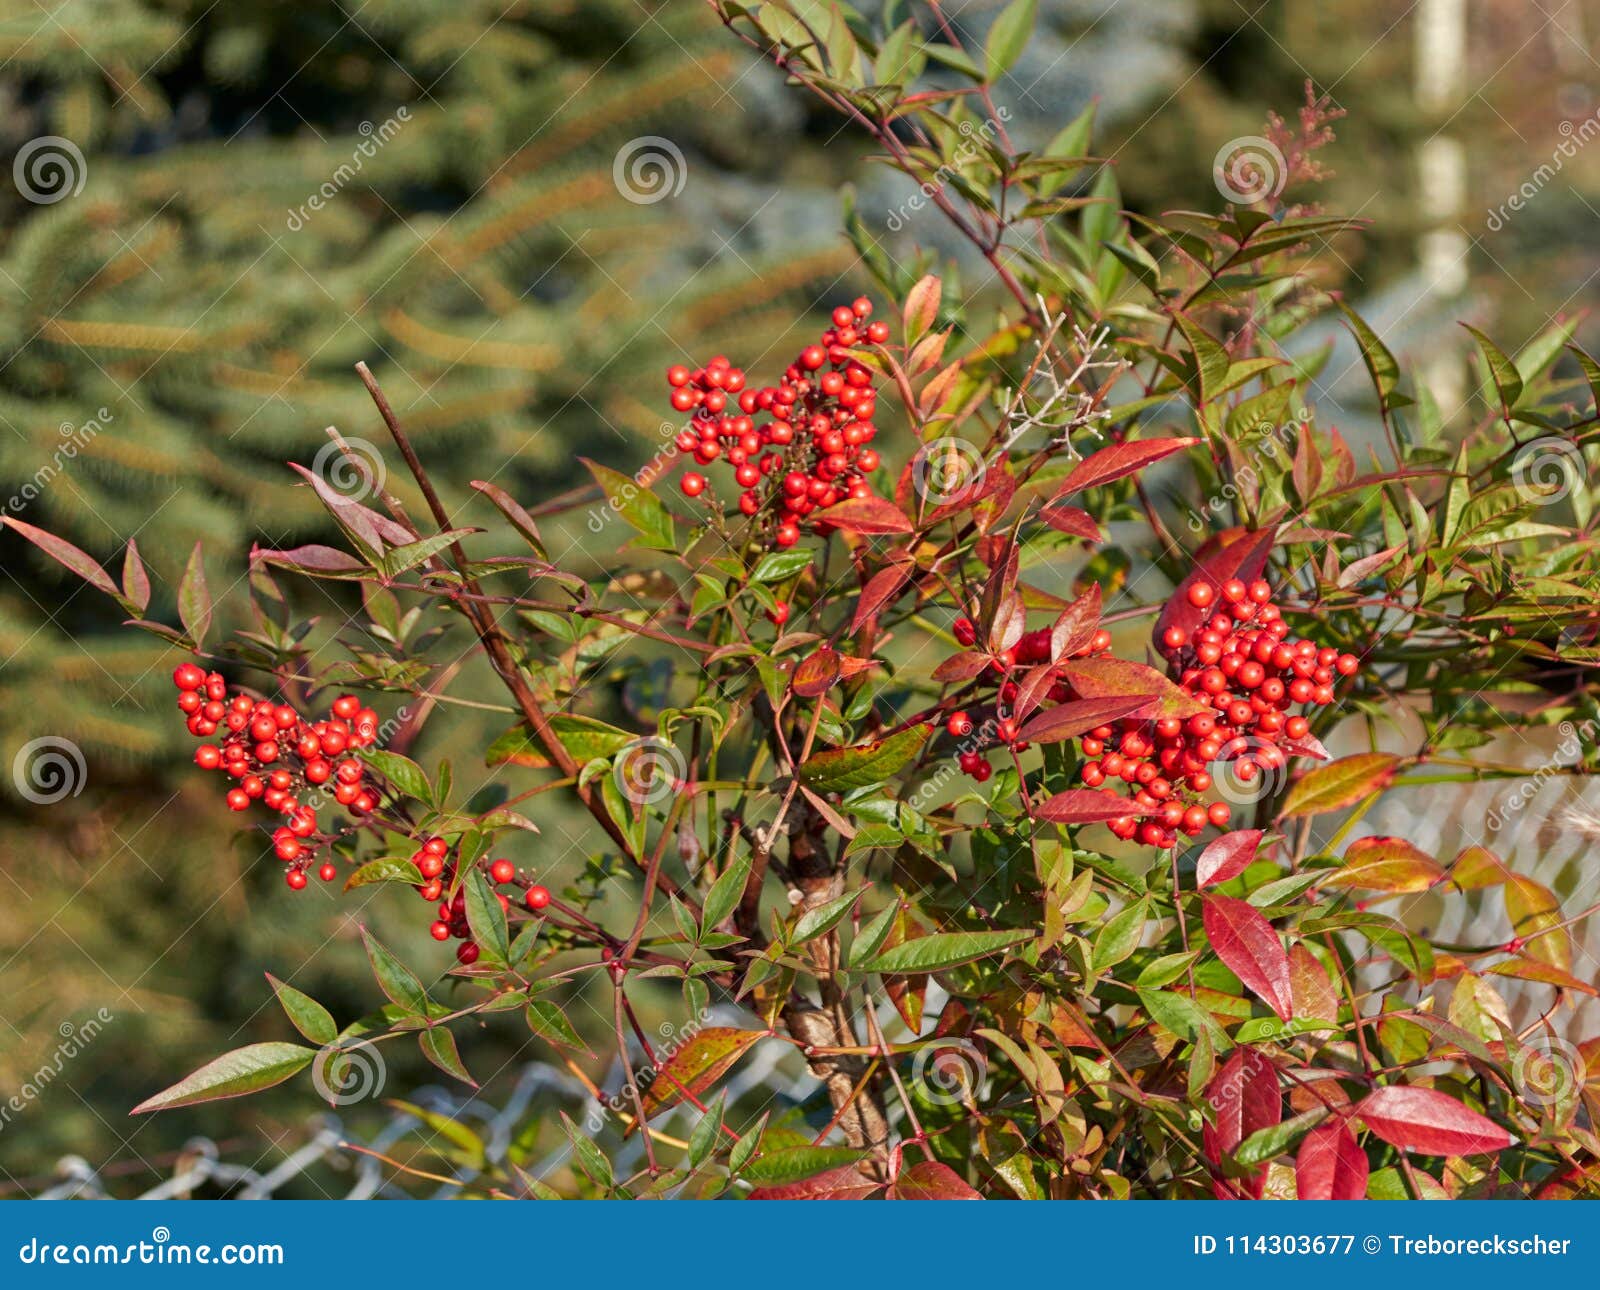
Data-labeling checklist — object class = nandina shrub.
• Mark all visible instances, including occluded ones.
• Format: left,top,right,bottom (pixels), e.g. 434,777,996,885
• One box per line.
10,3,1600,1199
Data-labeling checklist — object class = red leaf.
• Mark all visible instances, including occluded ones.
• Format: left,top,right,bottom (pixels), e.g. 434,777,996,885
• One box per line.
3,516,118,598
1356,1085,1516,1157
1039,504,1102,540
1195,829,1263,889
1060,657,1209,719
889,1160,981,1199
1296,1120,1368,1199
1203,1045,1280,1198
931,651,990,683
850,563,911,634
813,494,913,535
1014,695,1154,746
1049,584,1102,660
791,648,841,698
747,1164,882,1200
1324,836,1444,893
1154,526,1276,661
1033,789,1155,824
1202,894,1293,1020
1281,753,1400,819
1053,437,1197,497
638,1028,762,1115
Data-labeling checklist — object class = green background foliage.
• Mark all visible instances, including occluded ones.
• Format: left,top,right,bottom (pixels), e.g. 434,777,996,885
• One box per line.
0,0,1596,1195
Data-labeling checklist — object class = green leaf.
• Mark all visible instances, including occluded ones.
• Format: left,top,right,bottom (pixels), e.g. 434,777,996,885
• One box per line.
361,927,429,1016
751,549,814,582
131,1042,316,1113
1092,898,1147,971
359,748,431,802
120,538,151,613
485,714,637,768
419,1027,476,1086
1336,299,1403,412
1235,1107,1327,1166
859,928,1030,974
265,973,337,1046
380,531,476,578
1463,324,1523,411
984,0,1037,81
740,1145,867,1186
178,542,212,649
791,889,862,943
798,726,929,792
463,870,510,964
525,999,586,1051
343,856,423,892
700,850,752,935
2,515,118,598
388,1099,486,1168
560,1112,614,1190
687,1091,726,1171
581,458,675,552
846,900,899,966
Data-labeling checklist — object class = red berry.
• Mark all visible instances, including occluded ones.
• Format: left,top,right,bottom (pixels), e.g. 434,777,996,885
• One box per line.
194,744,222,770
456,941,480,965
767,601,790,627
1207,802,1231,827
430,921,452,941
680,472,706,498
226,788,250,811
525,884,551,911
1162,626,1187,650
424,837,449,857
489,858,515,884
318,863,338,883
285,869,308,890
173,662,206,690
946,711,973,738
1186,582,1215,608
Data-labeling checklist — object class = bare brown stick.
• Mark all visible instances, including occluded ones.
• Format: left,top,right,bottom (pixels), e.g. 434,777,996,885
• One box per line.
353,362,699,914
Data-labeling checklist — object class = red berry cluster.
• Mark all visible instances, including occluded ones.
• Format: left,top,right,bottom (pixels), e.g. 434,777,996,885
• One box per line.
1083,578,1359,847
945,616,1115,783
669,298,889,550
173,663,380,888
413,841,552,965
